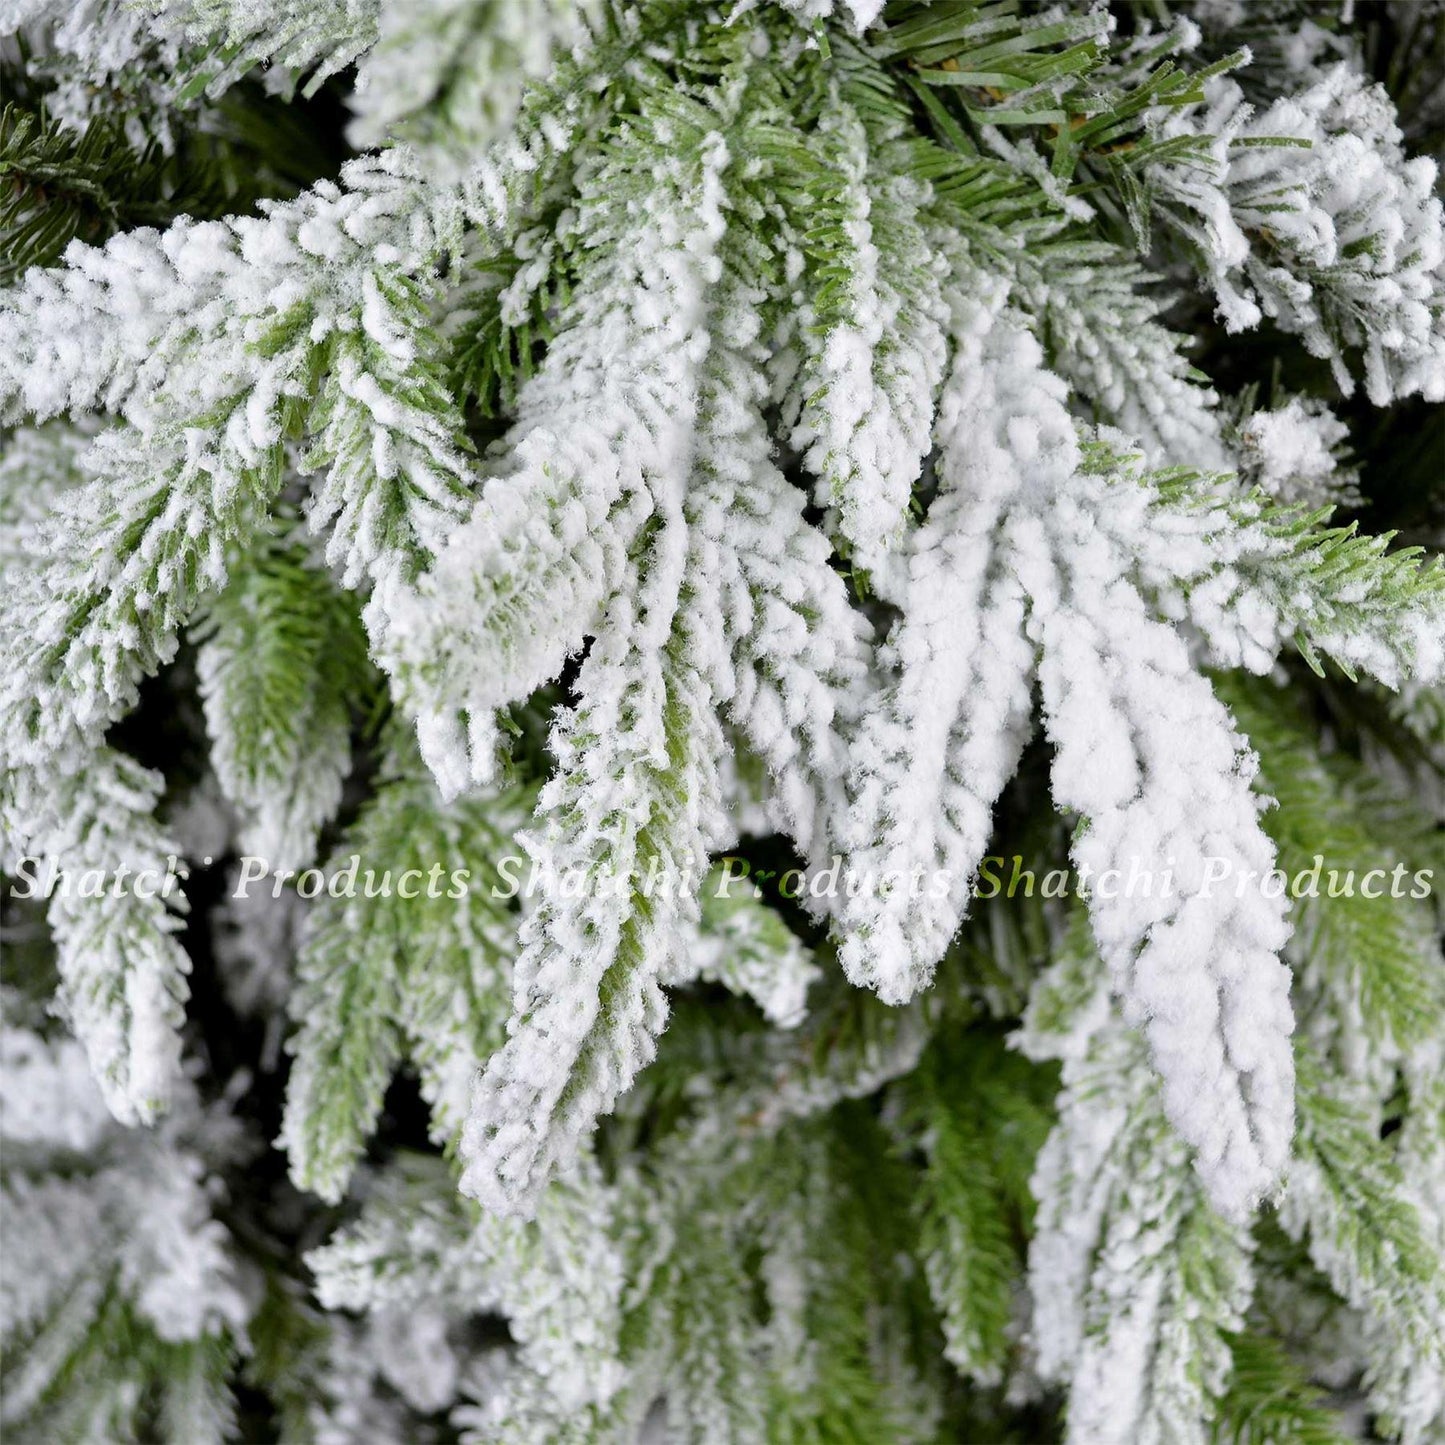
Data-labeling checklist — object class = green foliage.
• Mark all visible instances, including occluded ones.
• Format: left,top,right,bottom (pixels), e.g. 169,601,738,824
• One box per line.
1220,674,1445,1060
0,1027,248,1444
893,1030,1056,1386
446,245,566,417
874,2,1111,130
280,736,534,1201
0,105,174,282
876,0,1240,186
301,267,478,589
156,0,381,100
614,1111,937,1443
1027,1020,1259,1445
194,518,372,870
1015,904,1106,1056
1214,1332,1352,1445
0,81,341,282
1285,1053,1445,1354
1,417,290,767
2,1287,237,1445
1127,455,1445,684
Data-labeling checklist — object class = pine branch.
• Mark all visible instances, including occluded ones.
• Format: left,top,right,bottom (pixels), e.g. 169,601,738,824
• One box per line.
1219,674,1445,1064
151,0,383,99
0,105,168,282
1098,445,1445,686
346,0,600,161
873,2,1111,131
1029,1021,1256,1445
280,739,533,1202
894,1030,1055,1386
1282,1052,1445,1358
1213,1332,1353,1445
0,1027,247,1442
0,6,1441,1435
1,755,192,1125
193,518,371,873
0,94,316,284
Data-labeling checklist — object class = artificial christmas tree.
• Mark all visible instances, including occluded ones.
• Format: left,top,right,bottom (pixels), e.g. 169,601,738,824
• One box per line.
1,1,1443,1440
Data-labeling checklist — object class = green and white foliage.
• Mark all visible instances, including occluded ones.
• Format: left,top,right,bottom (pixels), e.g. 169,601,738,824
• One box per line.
1280,1061,1445,1438
1149,61,1445,402
890,1030,1055,1388
145,0,383,98
669,864,820,1030
783,87,951,587
1,0,1444,1439
1222,676,1445,1076
0,419,88,571
0,1020,250,1444
1,753,192,1124
194,515,371,873
1241,685,1445,1437
315,1102,944,1444
1366,1053,1445,1442
1017,855,1444,1442
345,0,600,165
1027,1020,1257,1445
837,286,1308,1220
1014,239,1232,473
279,734,535,1202
1211,1329,1357,1445
309,1150,625,1421
1230,394,1357,511
5,0,189,146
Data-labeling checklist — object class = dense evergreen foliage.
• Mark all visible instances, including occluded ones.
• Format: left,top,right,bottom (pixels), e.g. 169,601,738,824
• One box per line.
1,2,1442,1440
